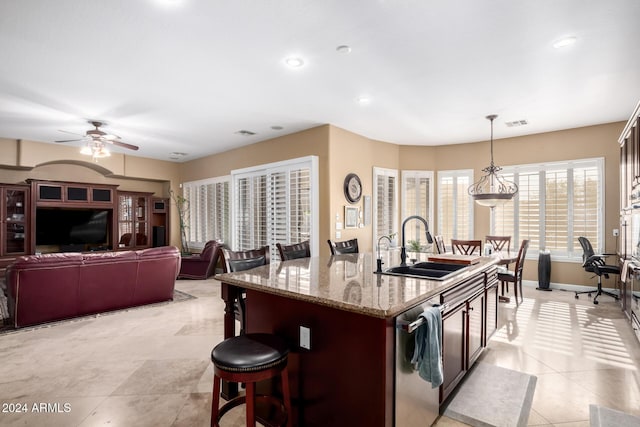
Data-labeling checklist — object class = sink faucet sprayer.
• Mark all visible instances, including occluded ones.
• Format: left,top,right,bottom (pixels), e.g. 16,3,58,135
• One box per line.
400,215,434,266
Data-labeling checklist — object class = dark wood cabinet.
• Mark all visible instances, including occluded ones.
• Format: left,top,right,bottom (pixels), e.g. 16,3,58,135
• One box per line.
619,101,640,344
117,192,151,249
22,180,169,254
33,180,114,206
0,185,30,268
439,269,494,403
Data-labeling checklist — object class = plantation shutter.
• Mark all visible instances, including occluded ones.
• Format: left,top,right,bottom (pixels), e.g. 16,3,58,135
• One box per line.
233,157,316,258
572,166,600,253
437,170,474,242
373,167,398,247
545,168,569,255
401,171,434,247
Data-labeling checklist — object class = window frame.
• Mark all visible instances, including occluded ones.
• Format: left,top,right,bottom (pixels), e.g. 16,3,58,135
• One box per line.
231,155,319,258
372,167,399,252
491,157,605,261
437,169,474,242
181,175,231,251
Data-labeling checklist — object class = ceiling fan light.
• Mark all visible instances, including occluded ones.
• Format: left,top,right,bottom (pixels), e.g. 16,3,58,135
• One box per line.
80,145,93,155
94,146,111,158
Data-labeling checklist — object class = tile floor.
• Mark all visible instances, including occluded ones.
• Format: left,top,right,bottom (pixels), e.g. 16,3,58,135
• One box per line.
0,279,639,426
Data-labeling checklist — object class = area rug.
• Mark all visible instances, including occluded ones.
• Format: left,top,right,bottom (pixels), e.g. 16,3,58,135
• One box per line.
443,362,537,427
0,289,195,334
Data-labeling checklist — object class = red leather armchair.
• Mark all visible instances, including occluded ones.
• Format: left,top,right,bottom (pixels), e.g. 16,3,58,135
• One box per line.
177,240,223,279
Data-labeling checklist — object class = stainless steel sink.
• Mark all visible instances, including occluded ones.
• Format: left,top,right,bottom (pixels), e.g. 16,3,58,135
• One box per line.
379,261,468,280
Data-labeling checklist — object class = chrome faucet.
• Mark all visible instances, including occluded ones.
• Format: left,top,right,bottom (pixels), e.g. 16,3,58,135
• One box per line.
376,234,395,273
400,215,434,266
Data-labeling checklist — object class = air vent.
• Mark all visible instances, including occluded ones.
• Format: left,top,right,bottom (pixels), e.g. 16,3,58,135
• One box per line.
235,130,256,136
505,119,528,127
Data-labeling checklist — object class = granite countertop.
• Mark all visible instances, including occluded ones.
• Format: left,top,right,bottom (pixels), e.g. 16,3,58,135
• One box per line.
215,253,499,319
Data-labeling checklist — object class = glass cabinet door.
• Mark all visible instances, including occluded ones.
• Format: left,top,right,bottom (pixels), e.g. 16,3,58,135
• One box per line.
117,193,150,249
4,188,27,254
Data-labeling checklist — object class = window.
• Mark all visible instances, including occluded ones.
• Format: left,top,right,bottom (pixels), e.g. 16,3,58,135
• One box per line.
492,158,604,260
182,177,230,249
373,167,398,250
232,156,318,259
437,170,474,243
401,170,435,249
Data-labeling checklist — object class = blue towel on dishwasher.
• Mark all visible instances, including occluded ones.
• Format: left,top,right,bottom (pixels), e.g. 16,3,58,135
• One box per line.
410,306,443,388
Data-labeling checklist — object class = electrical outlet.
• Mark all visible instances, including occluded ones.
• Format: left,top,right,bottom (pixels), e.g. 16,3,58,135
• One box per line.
335,231,341,239
299,326,311,350
613,228,620,237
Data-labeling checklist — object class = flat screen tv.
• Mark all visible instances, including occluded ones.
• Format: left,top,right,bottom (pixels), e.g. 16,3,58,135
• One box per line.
36,208,110,250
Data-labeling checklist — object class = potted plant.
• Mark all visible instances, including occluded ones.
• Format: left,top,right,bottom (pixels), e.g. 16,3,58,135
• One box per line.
170,189,190,255
407,239,422,264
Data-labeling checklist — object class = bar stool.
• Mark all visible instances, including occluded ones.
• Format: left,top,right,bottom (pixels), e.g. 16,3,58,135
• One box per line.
211,333,293,427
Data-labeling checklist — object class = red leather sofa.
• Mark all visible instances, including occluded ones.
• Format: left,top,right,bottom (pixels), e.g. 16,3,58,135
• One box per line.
6,246,181,328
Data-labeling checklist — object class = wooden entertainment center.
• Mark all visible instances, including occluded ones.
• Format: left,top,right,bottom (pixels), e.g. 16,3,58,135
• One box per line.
0,179,169,270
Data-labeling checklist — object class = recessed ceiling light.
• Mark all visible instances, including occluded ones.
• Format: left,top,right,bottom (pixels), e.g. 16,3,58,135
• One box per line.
356,96,371,105
284,57,305,68
553,36,577,49
271,126,284,131
336,45,352,54
235,130,256,136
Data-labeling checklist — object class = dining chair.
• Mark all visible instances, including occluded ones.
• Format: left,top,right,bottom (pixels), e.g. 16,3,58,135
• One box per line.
220,245,270,334
327,238,359,255
485,235,511,252
497,239,530,304
434,235,447,254
276,240,311,261
451,239,482,255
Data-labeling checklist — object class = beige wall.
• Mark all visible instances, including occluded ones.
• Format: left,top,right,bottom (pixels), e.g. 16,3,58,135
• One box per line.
0,138,182,247
0,120,626,287
400,122,625,286
327,126,400,254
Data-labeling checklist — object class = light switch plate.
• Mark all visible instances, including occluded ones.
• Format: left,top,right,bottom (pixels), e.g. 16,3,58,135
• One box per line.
299,326,311,350
335,231,341,239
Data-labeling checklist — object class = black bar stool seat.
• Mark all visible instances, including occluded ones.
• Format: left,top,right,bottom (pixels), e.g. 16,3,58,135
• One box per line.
211,333,292,427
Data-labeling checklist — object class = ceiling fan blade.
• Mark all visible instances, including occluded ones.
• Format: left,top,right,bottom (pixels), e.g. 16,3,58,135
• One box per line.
108,140,139,151
58,129,85,136
55,138,85,143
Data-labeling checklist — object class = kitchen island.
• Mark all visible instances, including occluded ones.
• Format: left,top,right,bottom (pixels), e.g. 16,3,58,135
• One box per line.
216,253,499,426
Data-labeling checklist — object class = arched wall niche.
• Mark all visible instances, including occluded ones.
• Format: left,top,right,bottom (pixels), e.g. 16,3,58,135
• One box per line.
0,160,167,195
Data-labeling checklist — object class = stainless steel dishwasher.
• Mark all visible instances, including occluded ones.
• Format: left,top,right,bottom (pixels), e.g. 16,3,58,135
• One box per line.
395,298,442,426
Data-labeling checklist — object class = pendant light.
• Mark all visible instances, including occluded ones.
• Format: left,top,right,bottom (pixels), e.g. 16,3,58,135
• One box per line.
468,114,518,207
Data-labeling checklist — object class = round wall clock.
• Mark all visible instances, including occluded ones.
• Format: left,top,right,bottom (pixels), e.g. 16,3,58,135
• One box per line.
344,173,362,203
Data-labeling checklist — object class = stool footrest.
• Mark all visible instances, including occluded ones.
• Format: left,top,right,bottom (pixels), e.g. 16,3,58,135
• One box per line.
217,394,288,427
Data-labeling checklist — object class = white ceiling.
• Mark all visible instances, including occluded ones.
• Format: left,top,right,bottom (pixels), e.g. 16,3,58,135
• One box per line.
1,0,639,162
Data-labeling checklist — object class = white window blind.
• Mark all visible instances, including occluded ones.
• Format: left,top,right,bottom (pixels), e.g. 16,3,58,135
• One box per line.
232,156,318,259
401,170,435,248
492,158,603,259
373,167,398,250
182,177,230,249
437,170,474,243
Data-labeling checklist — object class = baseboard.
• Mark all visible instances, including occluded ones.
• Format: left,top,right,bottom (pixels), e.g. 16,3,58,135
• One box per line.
521,280,620,295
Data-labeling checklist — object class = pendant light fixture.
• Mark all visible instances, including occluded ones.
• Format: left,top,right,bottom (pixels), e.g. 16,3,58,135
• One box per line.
468,114,518,207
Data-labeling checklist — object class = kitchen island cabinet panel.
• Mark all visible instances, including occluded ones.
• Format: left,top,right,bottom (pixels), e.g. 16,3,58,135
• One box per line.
246,289,394,427
217,253,500,426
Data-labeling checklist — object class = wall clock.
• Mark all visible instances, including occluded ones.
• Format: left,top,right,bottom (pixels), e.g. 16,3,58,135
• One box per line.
344,173,362,203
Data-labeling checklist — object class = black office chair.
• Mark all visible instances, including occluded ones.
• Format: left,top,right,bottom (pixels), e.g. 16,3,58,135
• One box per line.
575,236,620,304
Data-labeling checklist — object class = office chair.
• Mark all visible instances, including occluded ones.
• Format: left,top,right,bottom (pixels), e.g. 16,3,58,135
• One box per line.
575,236,620,304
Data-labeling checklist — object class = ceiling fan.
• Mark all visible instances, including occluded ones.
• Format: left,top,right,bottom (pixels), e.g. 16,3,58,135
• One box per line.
55,121,139,158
